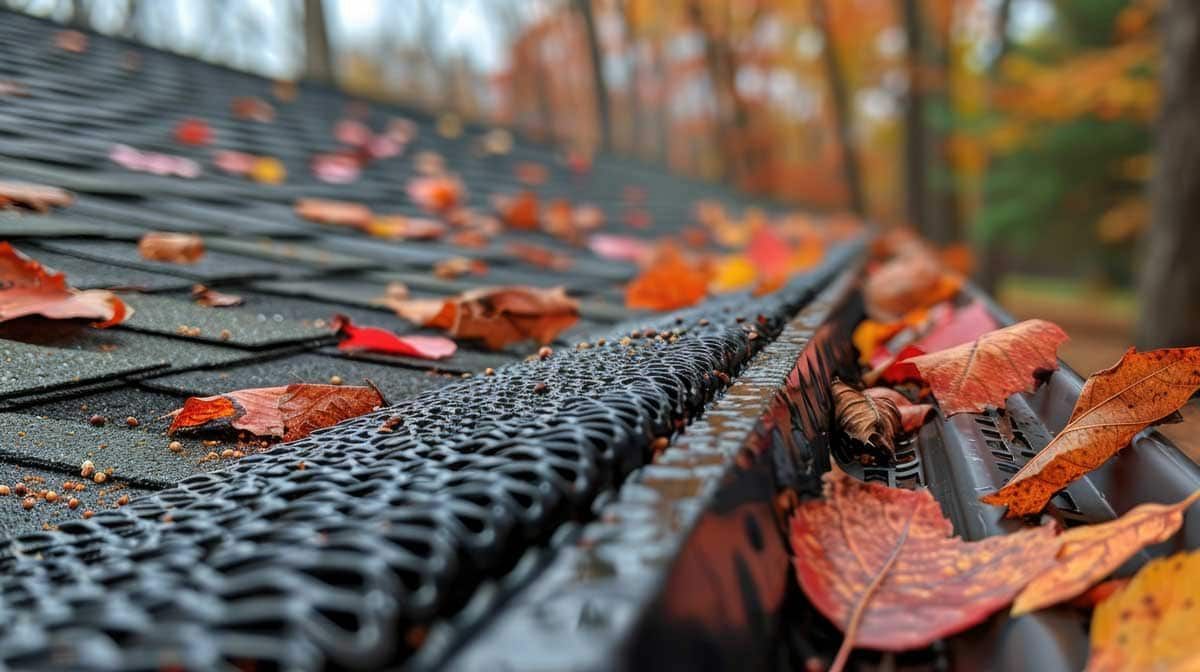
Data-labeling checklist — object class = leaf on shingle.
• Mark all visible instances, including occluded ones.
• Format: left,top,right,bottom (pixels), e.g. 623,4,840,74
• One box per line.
0,242,130,327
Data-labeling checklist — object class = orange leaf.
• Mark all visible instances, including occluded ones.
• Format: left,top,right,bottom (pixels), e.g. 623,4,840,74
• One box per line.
864,250,961,322
294,198,372,229
496,191,539,230
365,215,445,241
383,286,579,351
138,232,205,264
852,319,905,363
166,395,241,434
407,175,462,213
507,242,571,270
1087,549,1200,672
0,242,130,327
0,180,73,212
625,247,708,311
278,384,385,442
791,471,1060,666
904,319,1068,416
167,384,383,441
1013,491,1200,615
191,284,243,307
982,347,1200,517
433,256,488,279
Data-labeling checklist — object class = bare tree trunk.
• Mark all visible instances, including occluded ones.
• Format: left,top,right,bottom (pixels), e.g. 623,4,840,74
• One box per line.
900,0,928,233
303,0,334,84
811,0,866,215
976,0,1015,293
576,0,611,152
1138,0,1200,347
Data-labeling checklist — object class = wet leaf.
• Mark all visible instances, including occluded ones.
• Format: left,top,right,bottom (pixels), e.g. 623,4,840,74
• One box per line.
138,232,205,264
1087,549,1200,672
982,347,1200,517
0,242,130,327
833,380,902,455
294,198,372,230
625,247,708,311
167,383,383,441
382,286,579,351
790,471,1060,665
192,284,243,308
1013,491,1200,615
904,319,1067,416
863,387,934,434
331,314,456,360
0,180,73,212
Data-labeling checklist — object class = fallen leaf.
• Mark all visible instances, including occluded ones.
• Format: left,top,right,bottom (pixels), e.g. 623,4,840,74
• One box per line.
747,225,793,281
138,232,205,264
311,152,362,183
382,286,579,350
1087,549,1200,672
331,314,456,360
1067,578,1129,609
833,380,902,457
904,319,1068,416
54,30,87,53
910,300,999,354
853,319,906,364
231,96,275,122
173,118,212,146
192,284,243,308
791,471,1060,668
982,347,1200,517
588,234,654,265
0,180,73,212
213,150,257,176
110,144,201,178
334,119,371,146
496,191,539,230
710,255,758,292
1012,491,1200,615
507,242,571,270
414,151,445,176
365,215,445,240
625,247,708,311
294,198,372,229
515,161,548,185
407,175,462,213
0,242,130,327
864,250,961,322
864,387,934,434
434,256,488,279
167,383,383,441
249,157,287,185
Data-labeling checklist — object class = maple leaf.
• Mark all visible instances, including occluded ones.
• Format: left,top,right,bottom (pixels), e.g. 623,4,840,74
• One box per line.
0,180,74,212
903,319,1068,416
863,387,934,434
167,383,383,441
833,380,902,457
1087,549,1200,672
294,198,373,230
1012,490,1200,615
791,471,1060,669
382,286,580,351
982,347,1200,517
863,250,961,322
191,284,243,308
331,314,456,360
0,242,130,328
625,247,708,311
138,232,205,264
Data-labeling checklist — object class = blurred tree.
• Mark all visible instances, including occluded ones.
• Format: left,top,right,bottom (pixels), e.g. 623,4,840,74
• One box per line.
303,0,333,84
811,0,865,214
1139,0,1200,347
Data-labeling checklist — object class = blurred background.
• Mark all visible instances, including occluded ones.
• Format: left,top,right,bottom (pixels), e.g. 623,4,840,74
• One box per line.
4,0,1181,371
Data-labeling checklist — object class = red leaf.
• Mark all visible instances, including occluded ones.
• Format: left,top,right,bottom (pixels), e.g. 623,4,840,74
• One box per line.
407,175,463,213
332,314,456,360
791,471,1060,663
167,383,383,441
0,242,130,327
507,242,572,270
278,384,385,442
625,247,708,311
905,320,1068,415
173,118,213,146
496,191,539,230
912,300,998,353
294,198,373,229
864,387,934,434
747,225,791,280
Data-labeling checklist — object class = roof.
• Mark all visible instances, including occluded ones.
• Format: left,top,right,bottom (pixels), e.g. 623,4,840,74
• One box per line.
0,11,862,671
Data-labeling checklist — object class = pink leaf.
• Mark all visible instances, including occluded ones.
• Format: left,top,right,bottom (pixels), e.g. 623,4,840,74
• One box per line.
332,314,457,360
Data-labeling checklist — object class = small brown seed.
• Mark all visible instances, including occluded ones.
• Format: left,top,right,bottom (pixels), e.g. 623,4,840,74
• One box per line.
219,329,232,341
88,414,107,427
698,318,710,326
82,509,94,519
92,472,107,484
232,450,245,458
297,461,307,471
44,491,58,503
21,497,35,510
205,451,219,461
460,372,471,379
67,497,80,510
0,485,8,496
168,441,183,453
650,437,669,454
329,375,343,385
125,416,139,427
533,382,548,395
13,483,27,496
80,460,95,478
537,346,553,360
116,495,129,506
220,449,234,458
484,367,495,376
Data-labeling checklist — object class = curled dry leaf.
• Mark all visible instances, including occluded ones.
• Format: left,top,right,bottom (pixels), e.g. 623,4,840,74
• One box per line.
167,383,383,442
833,380,902,458
382,286,580,351
434,256,488,279
1012,490,1200,615
1087,549,1200,672
0,242,130,327
791,471,1060,668
407,175,463,213
507,242,572,271
0,180,74,212
902,319,1067,416
331,314,456,360
864,250,961,322
365,215,445,241
138,232,205,264
294,198,372,230
863,387,934,435
982,347,1200,517
192,284,243,308
625,247,708,311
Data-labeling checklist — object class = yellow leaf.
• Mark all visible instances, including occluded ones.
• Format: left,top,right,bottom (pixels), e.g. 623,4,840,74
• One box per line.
250,157,286,185
710,255,757,292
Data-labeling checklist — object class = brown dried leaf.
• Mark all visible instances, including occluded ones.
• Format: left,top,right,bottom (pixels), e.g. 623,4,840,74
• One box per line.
834,380,902,455
138,232,205,264
0,180,74,212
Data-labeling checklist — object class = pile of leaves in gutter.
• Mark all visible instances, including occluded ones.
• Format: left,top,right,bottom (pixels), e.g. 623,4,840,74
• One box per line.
808,229,1200,672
